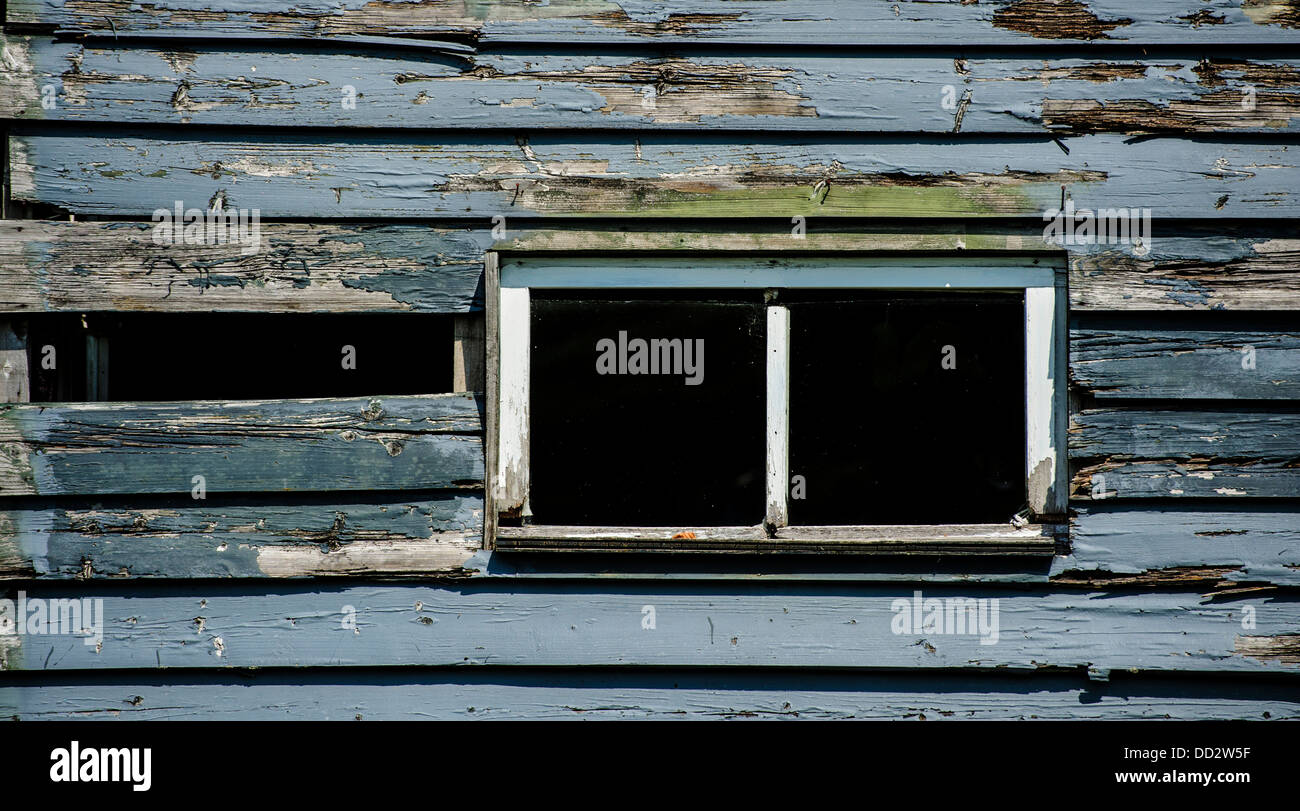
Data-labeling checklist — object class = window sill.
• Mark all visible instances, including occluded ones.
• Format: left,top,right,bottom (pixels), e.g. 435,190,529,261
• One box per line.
494,523,1060,555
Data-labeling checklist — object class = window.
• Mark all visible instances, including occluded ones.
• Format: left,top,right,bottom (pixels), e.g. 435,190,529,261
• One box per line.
25,313,453,402
489,255,1064,555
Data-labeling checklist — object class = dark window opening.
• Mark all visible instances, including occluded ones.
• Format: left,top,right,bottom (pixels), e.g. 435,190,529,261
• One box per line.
528,293,766,526
25,313,453,402
786,292,1026,525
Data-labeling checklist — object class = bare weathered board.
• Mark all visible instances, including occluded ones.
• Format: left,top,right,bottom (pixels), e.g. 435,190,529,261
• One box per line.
5,36,1300,134
10,133,1299,219
9,0,1300,45
0,221,487,313
1069,235,1300,310
0,492,483,580
7,222,1300,313
0,394,484,497
452,315,485,393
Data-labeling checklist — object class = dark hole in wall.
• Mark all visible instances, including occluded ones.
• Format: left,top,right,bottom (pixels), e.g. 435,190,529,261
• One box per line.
25,313,453,402
786,291,1026,525
529,292,766,526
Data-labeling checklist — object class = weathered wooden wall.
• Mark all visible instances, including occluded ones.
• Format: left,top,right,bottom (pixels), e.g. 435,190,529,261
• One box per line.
2,0,1300,720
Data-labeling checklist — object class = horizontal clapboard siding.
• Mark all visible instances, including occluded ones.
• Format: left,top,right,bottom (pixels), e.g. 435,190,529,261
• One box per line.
1070,408,1300,499
10,0,1300,45
9,133,1299,219
0,492,483,580
1069,235,1300,311
1070,324,1300,399
6,223,1298,313
1,581,1294,674
4,503,1294,586
0,221,487,313
3,0,1299,722
0,394,484,497
1058,504,1300,587
3,670,1296,721
5,37,1299,134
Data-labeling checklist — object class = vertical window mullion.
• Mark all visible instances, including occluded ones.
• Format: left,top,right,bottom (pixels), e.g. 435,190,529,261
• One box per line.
497,285,531,519
766,302,790,529
1025,285,1058,516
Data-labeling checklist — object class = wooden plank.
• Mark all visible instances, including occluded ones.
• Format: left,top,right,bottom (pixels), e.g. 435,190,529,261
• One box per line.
10,0,1300,45
497,525,767,552
1,581,1295,674
6,36,1300,134
10,133,1300,219
1059,504,1300,588
503,229,1300,312
17,499,1288,583
1070,235,1300,310
0,492,483,580
503,255,1058,289
1070,408,1300,499
6,222,1298,315
452,315,485,393
0,393,484,497
500,223,1045,253
0,221,486,314
773,525,1058,556
496,524,1056,555
1071,323,1300,398
3,669,1297,720
0,321,29,403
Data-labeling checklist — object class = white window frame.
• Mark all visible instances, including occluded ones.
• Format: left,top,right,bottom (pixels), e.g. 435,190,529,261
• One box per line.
487,253,1065,555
